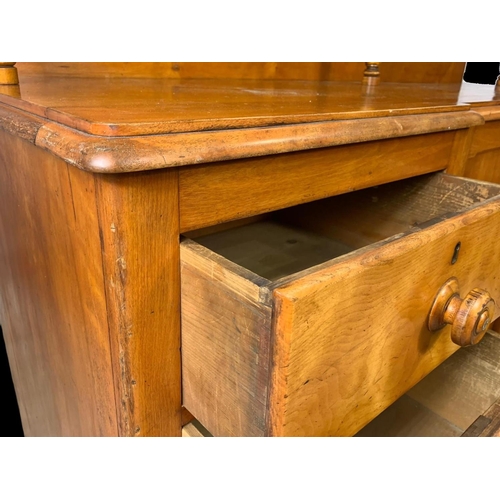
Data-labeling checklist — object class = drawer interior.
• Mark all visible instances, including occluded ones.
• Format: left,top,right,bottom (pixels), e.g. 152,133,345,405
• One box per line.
181,171,500,436
186,172,500,281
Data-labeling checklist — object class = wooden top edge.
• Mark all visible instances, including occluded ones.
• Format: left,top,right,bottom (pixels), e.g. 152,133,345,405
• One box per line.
0,102,46,143
1,78,485,137
24,109,483,173
473,105,500,121
0,90,473,138
0,102,485,173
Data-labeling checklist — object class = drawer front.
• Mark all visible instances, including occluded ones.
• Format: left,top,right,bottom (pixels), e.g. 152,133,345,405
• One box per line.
181,174,500,436
270,200,500,436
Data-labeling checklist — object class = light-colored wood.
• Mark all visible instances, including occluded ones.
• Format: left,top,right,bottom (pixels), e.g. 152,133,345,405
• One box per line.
463,121,500,187
2,73,491,137
0,131,117,436
428,278,495,346
408,332,500,431
182,422,205,437
94,170,182,436
0,63,18,85
2,63,500,438
468,120,500,159
270,194,500,436
179,130,465,232
181,173,500,436
272,173,500,254
181,240,272,437
0,101,44,143
0,131,183,436
357,332,500,437
446,127,476,176
460,120,500,334
28,110,481,174
182,421,211,437
0,85,21,98
193,220,353,281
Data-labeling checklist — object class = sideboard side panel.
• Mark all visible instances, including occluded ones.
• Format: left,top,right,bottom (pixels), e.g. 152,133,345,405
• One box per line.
0,131,118,436
95,169,182,437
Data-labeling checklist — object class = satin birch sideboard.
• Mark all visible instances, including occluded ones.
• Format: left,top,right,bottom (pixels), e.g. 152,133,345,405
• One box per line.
0,63,499,436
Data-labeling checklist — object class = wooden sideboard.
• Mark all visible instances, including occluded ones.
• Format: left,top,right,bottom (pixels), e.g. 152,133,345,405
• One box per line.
1,63,499,436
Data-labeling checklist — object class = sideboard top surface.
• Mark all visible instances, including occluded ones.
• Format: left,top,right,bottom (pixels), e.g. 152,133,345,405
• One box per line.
1,72,499,137
0,66,499,173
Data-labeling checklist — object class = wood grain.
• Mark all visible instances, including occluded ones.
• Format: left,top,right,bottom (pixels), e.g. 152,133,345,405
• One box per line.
357,332,500,436
460,120,500,333
0,103,45,143
181,174,500,436
193,220,353,281
15,62,466,84
408,332,500,430
1,73,490,137
94,169,182,436
179,130,467,232
0,131,117,436
30,111,482,175
181,240,272,437
272,173,500,256
467,120,500,159
446,127,476,177
270,193,500,436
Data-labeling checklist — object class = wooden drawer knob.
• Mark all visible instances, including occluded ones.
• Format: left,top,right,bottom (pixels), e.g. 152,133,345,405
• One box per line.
428,277,495,346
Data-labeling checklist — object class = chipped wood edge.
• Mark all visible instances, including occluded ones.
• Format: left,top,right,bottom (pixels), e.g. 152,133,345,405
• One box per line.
0,102,45,143
0,102,485,174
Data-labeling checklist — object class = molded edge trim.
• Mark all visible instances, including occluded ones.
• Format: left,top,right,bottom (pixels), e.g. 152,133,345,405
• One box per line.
474,106,500,122
0,102,486,174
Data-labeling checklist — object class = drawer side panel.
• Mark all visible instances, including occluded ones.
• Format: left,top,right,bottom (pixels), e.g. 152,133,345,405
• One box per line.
181,243,272,436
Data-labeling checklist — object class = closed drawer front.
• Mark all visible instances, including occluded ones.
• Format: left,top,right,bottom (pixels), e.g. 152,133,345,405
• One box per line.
181,173,500,436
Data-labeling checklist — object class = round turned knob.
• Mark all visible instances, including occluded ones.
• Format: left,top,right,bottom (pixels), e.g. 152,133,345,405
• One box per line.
428,277,495,347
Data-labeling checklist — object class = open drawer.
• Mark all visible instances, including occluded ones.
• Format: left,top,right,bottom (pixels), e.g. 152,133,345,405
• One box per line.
180,173,500,436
